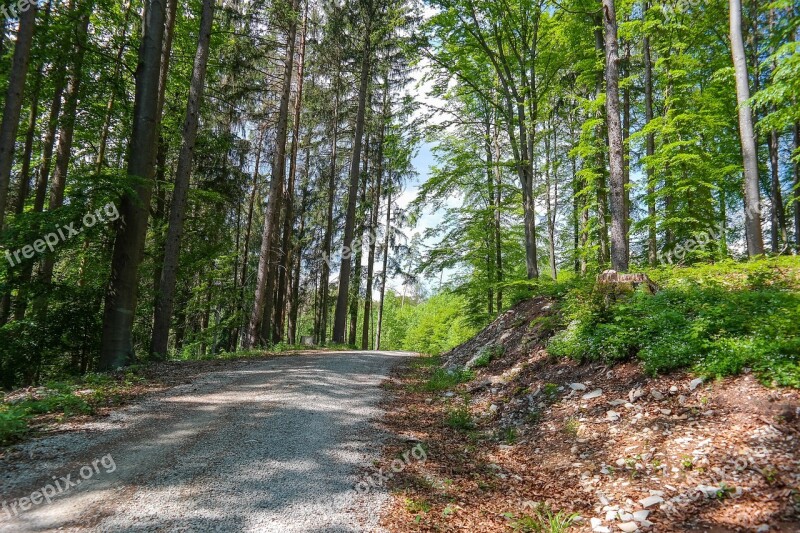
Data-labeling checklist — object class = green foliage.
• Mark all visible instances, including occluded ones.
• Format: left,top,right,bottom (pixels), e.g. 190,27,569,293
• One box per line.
472,344,504,368
378,292,478,355
547,258,800,386
420,367,475,392
506,504,579,533
0,406,31,445
445,404,475,430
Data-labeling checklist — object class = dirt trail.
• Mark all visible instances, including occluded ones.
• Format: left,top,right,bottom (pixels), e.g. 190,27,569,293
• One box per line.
0,351,413,532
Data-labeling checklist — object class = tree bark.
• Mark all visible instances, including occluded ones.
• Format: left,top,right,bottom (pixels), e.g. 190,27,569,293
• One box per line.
602,0,629,272
545,119,557,280
362,81,388,349
0,3,37,231
729,0,765,257
244,0,301,348
768,129,786,253
349,132,370,346
35,4,92,314
794,123,800,252
276,0,309,343
150,0,215,357
99,0,168,369
643,1,657,266
333,14,372,344
375,185,391,351
316,60,341,346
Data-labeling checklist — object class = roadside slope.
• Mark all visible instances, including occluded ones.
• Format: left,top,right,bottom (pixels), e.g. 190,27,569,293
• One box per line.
377,298,800,532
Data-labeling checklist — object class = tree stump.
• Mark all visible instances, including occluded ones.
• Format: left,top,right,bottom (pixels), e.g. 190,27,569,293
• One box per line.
597,270,659,294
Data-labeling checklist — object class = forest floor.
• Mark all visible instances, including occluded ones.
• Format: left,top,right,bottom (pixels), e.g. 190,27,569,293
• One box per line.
0,350,412,532
376,298,800,532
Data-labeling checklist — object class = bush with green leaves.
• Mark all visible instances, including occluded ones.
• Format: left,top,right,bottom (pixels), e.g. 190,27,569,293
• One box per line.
547,258,800,387
0,405,31,445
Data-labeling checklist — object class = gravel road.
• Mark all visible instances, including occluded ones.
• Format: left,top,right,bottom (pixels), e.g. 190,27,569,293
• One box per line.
0,351,413,532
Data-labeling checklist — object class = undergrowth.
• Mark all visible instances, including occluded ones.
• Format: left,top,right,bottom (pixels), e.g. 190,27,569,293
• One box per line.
547,257,800,387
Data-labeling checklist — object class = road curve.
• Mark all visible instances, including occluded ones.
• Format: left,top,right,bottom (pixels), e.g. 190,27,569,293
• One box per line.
0,351,414,532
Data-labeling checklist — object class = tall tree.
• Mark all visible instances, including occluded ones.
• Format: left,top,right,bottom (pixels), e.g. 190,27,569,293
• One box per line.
150,0,215,357
245,0,301,348
333,0,373,344
729,0,764,257
602,0,629,272
0,4,37,230
99,0,168,369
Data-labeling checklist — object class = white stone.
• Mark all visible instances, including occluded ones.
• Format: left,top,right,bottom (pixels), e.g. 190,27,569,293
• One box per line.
650,390,664,400
689,378,704,391
639,495,663,508
607,411,621,422
594,527,612,533
591,517,603,528
632,510,650,522
609,399,627,406
570,383,588,391
618,522,639,532
583,389,604,400
669,385,678,394
629,387,645,402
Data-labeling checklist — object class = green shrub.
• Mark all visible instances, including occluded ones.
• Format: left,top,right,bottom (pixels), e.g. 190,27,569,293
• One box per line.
506,503,579,532
446,405,474,430
0,406,30,445
546,258,800,386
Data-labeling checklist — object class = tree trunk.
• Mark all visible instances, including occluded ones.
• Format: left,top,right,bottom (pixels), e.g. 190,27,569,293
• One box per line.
244,0,300,348
493,120,503,311
593,23,610,266
768,129,786,253
729,0,765,257
333,18,371,344
485,114,495,315
349,132,370,346
362,81,388,349
643,1,657,266
0,1,53,325
288,153,311,345
602,0,629,272
794,123,800,252
276,0,308,344
35,4,92,314
150,0,215,358
316,62,341,346
375,185,391,350
0,4,37,231
99,0,168,369
545,120,557,280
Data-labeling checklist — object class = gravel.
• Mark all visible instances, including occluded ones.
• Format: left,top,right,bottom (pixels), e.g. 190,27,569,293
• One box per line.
0,350,413,532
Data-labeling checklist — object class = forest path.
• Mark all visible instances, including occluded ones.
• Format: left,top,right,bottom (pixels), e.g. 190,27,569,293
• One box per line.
1,351,414,532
